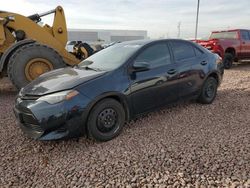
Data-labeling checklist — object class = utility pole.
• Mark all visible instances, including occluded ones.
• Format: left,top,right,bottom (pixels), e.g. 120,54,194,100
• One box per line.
195,0,200,39
177,22,181,38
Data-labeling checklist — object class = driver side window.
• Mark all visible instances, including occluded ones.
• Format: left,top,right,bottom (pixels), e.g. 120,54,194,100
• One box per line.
135,43,172,68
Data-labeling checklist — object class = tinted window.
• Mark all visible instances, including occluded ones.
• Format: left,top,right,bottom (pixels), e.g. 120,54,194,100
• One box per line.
135,43,171,68
241,31,250,40
210,31,238,39
79,43,141,71
171,41,196,61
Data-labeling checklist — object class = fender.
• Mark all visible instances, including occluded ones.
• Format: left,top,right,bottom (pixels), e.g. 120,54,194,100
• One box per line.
205,70,222,85
81,92,131,130
92,92,130,119
0,39,35,72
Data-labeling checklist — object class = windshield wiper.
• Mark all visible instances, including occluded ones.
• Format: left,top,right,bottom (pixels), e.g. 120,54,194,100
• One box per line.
84,66,103,72
74,60,100,71
88,66,103,71
74,60,103,71
74,64,98,71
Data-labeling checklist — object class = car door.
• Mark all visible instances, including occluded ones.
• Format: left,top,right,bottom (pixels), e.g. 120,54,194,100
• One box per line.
240,30,250,59
129,42,179,115
170,40,206,99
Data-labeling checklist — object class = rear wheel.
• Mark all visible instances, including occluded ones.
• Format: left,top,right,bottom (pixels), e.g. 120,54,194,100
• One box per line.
223,53,234,69
7,43,66,89
87,98,125,142
197,77,218,104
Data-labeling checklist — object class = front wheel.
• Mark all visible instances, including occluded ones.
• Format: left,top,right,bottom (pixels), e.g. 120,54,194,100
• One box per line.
87,98,125,142
223,53,234,69
197,77,218,104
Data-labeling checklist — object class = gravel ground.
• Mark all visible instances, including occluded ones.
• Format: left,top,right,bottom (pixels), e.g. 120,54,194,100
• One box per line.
0,64,250,187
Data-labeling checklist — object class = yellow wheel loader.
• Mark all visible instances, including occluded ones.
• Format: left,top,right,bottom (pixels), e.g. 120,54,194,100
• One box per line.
0,6,96,89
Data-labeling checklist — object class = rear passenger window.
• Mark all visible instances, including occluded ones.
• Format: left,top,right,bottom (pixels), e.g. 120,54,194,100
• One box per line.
241,31,250,40
135,43,172,68
171,41,196,61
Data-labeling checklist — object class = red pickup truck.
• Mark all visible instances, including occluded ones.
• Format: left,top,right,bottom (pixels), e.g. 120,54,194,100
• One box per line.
195,29,250,69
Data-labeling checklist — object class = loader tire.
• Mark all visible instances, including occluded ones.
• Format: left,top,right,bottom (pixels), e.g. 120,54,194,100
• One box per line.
7,43,66,90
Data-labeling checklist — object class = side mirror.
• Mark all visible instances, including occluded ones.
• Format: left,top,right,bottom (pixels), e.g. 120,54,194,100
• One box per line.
132,61,150,72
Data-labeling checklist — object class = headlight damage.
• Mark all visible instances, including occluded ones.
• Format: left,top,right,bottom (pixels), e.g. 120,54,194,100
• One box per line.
37,90,79,104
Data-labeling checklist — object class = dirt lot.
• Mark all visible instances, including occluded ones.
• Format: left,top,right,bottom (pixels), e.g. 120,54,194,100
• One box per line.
0,64,250,187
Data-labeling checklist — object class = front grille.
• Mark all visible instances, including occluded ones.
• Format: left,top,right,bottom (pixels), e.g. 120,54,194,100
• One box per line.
17,105,32,114
22,113,38,125
15,105,41,130
22,123,43,132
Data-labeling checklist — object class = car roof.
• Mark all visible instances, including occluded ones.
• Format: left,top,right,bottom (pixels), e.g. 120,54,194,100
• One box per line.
117,39,205,52
119,39,191,46
212,29,250,33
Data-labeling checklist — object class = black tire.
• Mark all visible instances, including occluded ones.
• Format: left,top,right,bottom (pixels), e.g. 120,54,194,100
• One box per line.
197,77,218,104
7,43,66,89
223,53,233,69
87,98,125,142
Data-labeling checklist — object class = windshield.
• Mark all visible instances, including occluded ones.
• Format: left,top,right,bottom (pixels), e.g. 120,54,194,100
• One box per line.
79,43,142,71
210,31,238,39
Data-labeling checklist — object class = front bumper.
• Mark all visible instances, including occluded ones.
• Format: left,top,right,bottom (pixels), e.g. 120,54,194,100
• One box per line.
14,92,90,140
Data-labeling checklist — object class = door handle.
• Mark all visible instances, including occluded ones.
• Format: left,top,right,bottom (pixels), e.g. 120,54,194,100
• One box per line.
167,69,177,75
200,61,207,65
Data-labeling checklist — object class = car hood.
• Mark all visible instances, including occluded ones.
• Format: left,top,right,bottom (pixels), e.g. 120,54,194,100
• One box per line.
21,67,106,96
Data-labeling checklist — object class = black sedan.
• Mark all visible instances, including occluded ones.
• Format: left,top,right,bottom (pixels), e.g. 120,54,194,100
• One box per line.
14,39,224,141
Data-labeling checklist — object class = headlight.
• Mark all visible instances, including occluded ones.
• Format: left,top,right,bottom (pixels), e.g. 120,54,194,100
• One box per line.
37,90,79,104
215,54,222,64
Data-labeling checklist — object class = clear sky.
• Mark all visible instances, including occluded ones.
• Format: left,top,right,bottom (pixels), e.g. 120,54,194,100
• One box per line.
0,0,249,39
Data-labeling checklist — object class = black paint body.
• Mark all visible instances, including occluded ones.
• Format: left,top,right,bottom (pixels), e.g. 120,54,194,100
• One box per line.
14,39,224,140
